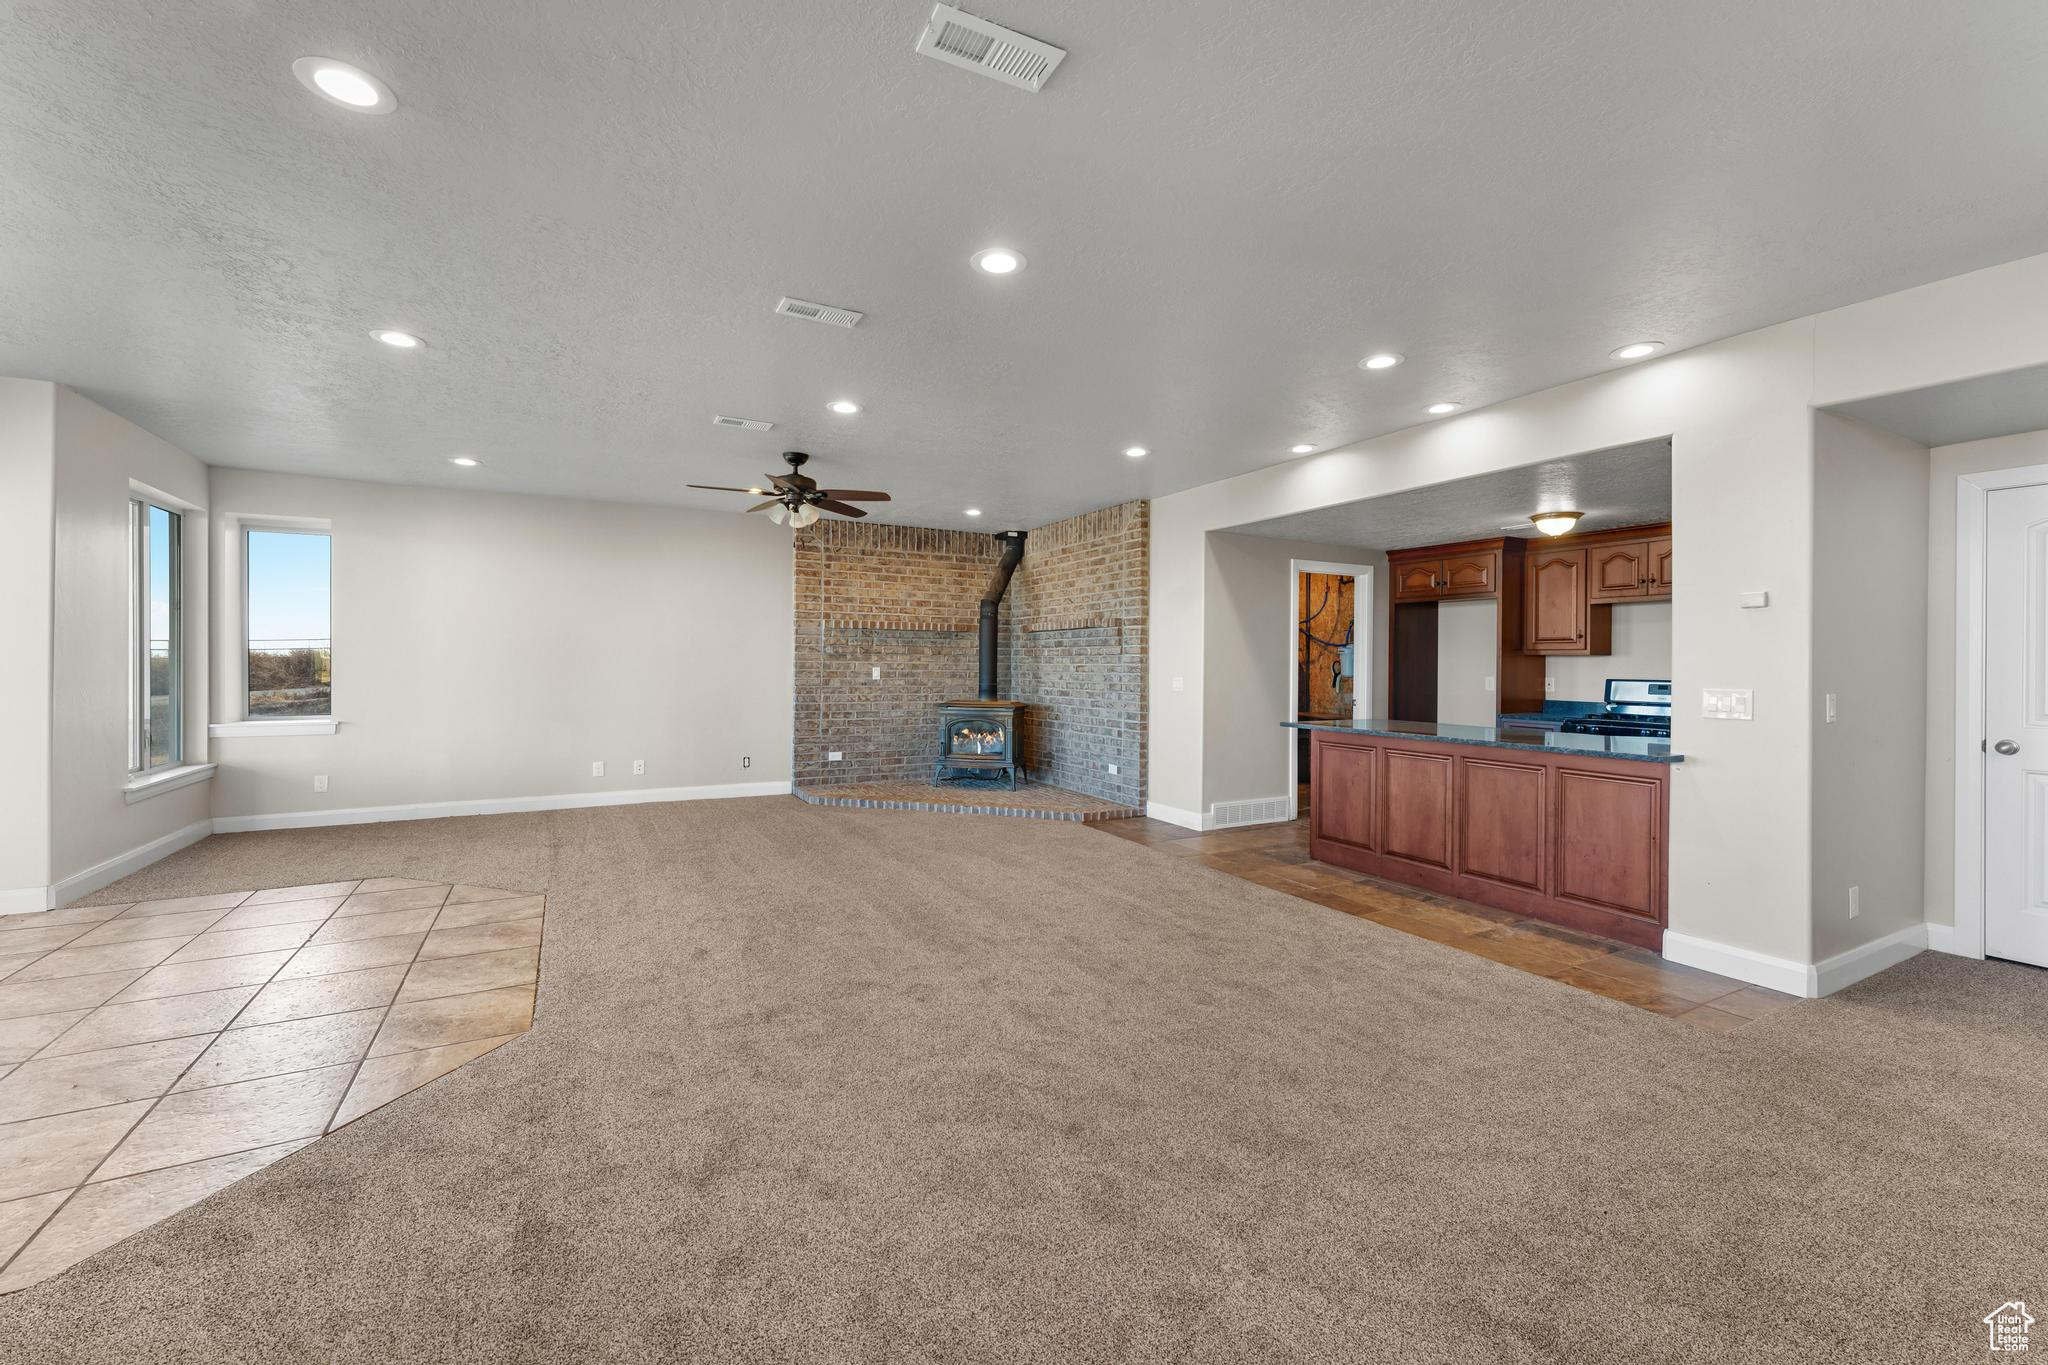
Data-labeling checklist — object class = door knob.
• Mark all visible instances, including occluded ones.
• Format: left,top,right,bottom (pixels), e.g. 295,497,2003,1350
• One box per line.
1995,740,2020,756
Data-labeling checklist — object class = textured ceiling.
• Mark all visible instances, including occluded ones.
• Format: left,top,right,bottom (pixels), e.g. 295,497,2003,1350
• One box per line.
1227,440,1671,551
4,2,2047,530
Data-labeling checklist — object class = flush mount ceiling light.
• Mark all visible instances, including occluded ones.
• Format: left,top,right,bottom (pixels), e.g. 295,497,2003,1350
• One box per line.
448,456,478,467
1610,341,1665,361
1359,352,1404,371
971,248,1025,275
827,400,861,415
1290,444,1315,454
1426,402,1462,415
371,329,422,349
1530,511,1585,537
964,507,983,517
1123,446,1148,459
292,58,397,114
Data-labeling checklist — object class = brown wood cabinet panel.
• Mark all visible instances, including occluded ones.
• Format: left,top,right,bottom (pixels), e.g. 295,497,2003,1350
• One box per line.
1312,738,1376,853
1553,767,1663,920
1524,547,1588,651
1380,748,1455,870
1392,559,1444,601
1438,551,1498,598
1588,541,1652,601
1458,758,1546,891
1648,537,1673,597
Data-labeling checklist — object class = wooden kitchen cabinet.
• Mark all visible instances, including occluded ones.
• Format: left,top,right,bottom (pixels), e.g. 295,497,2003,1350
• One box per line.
1524,545,1612,655
1306,729,1669,949
1587,534,1674,602
1389,547,1499,601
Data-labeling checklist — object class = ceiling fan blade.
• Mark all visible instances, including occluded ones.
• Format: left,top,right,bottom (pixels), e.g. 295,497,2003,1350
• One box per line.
686,485,766,494
815,489,892,501
814,498,868,518
747,500,781,514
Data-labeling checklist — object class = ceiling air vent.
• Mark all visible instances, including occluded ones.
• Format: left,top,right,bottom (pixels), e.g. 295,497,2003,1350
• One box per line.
712,415,775,432
915,4,1066,93
774,296,865,329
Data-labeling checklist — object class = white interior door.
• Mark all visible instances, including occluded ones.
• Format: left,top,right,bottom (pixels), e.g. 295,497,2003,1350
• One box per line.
1985,484,2048,967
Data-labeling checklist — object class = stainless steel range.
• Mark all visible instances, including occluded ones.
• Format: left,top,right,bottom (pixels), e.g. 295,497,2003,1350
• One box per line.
1559,679,1672,738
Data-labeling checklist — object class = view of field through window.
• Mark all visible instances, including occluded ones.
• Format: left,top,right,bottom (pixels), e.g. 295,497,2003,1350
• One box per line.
145,503,179,767
248,528,331,717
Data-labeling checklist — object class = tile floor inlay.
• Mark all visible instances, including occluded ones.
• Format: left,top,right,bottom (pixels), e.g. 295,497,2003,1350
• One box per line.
0,878,543,1292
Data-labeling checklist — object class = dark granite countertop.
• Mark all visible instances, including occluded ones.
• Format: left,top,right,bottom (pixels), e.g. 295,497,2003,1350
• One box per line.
1282,717,1683,764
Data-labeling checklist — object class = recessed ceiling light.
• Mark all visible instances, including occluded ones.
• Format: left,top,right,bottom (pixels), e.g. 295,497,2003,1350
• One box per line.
971,248,1026,275
1426,402,1462,415
827,400,861,415
291,58,397,114
1610,341,1664,361
1123,446,1148,459
371,329,422,349
1290,444,1316,454
964,507,983,517
1360,352,1403,371
448,457,478,467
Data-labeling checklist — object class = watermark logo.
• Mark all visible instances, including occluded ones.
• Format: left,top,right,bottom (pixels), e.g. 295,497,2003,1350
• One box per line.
1984,1301,2034,1353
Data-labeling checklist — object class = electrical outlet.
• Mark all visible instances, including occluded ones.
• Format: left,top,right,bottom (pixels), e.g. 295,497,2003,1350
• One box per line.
1108,763,1119,775
1848,885,1861,919
1824,693,1838,724
1544,677,1556,694
591,761,605,778
828,751,843,762
871,666,881,680
741,756,751,769
1171,676,1185,693
632,759,645,775
1701,688,1754,720
313,775,328,793
1484,675,1495,693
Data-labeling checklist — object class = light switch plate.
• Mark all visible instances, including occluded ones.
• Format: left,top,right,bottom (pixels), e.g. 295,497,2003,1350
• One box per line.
828,751,843,762
1702,688,1754,720
1484,675,1495,692
1738,591,1770,609
1171,676,1185,693
1824,693,1837,724
871,666,881,680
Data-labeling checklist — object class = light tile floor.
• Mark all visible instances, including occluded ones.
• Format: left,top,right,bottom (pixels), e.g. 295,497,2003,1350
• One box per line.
0,877,542,1292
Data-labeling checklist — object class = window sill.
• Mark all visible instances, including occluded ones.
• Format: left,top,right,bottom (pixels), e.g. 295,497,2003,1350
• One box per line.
124,763,218,805
209,719,340,738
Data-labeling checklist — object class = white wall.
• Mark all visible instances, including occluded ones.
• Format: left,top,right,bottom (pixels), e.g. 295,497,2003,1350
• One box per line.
48,388,213,889
1198,533,1387,817
1810,412,1928,960
1154,320,1820,966
1922,427,2048,928
1546,600,1672,703
1435,598,1497,726
0,380,55,903
206,470,794,823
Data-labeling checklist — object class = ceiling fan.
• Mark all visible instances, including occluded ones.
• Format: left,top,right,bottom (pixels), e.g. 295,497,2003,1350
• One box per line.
688,451,892,527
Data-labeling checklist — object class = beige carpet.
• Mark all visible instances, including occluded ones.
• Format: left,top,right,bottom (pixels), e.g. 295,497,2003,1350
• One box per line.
0,797,2038,1364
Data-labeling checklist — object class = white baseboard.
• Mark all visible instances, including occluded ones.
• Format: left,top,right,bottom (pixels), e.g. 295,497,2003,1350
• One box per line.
1811,923,1929,996
1661,930,1814,998
1144,800,1207,831
44,819,215,910
0,886,50,917
212,780,794,833
1922,920,1969,956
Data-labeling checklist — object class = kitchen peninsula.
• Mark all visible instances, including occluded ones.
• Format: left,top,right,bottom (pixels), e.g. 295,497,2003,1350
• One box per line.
1284,718,1682,949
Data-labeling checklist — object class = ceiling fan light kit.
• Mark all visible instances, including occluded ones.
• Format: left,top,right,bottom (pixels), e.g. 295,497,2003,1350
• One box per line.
687,451,894,531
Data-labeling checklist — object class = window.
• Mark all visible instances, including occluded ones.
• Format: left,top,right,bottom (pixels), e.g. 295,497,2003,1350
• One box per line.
245,528,332,718
130,500,183,771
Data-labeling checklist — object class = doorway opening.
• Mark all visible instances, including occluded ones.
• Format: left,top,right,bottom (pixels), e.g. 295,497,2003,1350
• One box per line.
1290,559,1375,819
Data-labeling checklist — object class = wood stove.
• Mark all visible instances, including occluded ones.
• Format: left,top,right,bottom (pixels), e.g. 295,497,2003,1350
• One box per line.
934,700,1019,789
933,529,1026,790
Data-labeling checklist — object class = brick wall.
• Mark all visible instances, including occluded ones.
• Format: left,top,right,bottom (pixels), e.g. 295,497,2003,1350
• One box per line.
792,502,1147,803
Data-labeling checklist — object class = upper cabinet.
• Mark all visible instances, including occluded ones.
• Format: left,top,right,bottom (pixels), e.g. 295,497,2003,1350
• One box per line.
1525,546,1593,653
1390,547,1500,601
1587,534,1673,602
